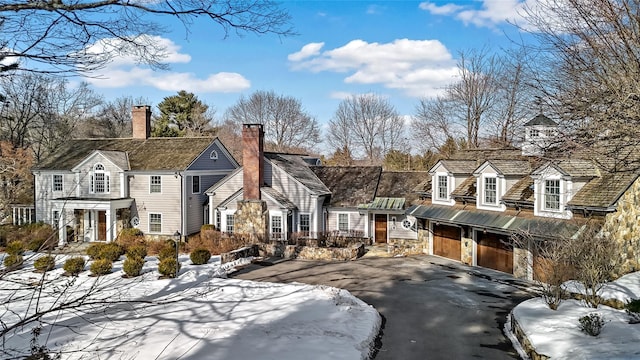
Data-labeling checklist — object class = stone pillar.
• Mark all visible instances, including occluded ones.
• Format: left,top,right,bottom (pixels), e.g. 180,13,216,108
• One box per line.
417,219,430,254
513,246,532,280
461,226,474,265
235,200,268,241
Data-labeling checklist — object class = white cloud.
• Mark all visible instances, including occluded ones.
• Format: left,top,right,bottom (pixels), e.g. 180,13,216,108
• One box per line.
83,35,250,93
288,42,325,61
289,38,457,97
419,0,539,29
419,2,463,15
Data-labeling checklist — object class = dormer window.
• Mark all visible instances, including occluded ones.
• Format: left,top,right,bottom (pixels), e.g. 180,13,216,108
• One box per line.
437,175,448,200
90,163,110,194
484,177,497,204
530,129,540,137
544,179,561,210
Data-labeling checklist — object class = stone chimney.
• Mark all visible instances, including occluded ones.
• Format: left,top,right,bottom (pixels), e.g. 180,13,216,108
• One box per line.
242,123,264,200
132,105,151,139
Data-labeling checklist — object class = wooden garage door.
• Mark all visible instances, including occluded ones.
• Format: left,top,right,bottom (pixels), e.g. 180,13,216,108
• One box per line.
433,224,461,261
477,232,513,274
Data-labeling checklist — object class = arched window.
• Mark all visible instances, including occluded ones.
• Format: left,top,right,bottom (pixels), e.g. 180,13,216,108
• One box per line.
91,163,110,193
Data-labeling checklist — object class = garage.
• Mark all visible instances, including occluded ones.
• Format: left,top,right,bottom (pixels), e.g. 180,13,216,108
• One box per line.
433,224,461,261
476,232,513,274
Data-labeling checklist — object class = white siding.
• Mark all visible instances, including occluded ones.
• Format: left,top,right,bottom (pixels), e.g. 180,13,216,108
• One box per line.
209,171,243,208
388,214,418,240
129,174,181,236
269,162,316,213
185,174,227,235
326,210,366,233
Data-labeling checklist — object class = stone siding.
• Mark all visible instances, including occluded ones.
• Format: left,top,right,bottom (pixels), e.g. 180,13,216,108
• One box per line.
602,176,640,275
258,242,365,261
461,228,473,265
417,228,430,254
388,238,427,255
513,247,530,279
221,244,259,264
234,200,268,241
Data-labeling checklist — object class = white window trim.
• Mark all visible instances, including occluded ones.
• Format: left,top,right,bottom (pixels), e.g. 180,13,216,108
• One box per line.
52,209,60,228
209,150,218,160
149,175,162,194
192,175,201,194
90,163,110,194
476,174,507,212
337,212,349,232
52,174,63,192
533,176,572,219
224,212,235,234
432,172,455,206
270,212,283,239
299,213,311,233
543,179,561,211
148,213,162,233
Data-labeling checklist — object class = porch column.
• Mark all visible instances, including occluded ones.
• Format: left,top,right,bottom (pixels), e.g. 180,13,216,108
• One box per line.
106,209,113,242
58,212,66,247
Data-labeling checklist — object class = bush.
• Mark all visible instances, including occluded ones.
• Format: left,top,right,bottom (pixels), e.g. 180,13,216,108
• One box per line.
158,257,180,278
625,299,640,324
98,243,124,262
6,240,24,255
201,224,216,231
63,257,85,276
188,231,249,255
158,241,177,261
123,256,145,277
579,313,605,336
126,244,147,259
3,254,23,269
86,243,106,259
116,228,145,251
190,248,211,265
34,255,56,272
90,259,113,276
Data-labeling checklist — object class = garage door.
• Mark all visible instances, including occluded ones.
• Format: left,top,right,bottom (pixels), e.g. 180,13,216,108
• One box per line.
433,224,461,261
477,232,513,274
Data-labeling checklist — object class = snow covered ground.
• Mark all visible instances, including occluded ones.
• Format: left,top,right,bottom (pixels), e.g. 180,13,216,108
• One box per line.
510,272,640,359
0,253,381,360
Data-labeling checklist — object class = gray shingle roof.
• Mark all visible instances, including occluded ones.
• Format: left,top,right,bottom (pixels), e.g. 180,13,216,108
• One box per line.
34,138,217,171
265,153,330,195
311,166,381,207
261,187,298,210
502,176,535,204
434,160,478,175
568,172,639,209
524,114,558,126
533,159,601,178
377,171,428,203
483,160,531,176
451,176,476,199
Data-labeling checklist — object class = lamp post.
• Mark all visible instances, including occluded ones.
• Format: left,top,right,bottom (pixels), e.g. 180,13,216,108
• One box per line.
173,230,181,278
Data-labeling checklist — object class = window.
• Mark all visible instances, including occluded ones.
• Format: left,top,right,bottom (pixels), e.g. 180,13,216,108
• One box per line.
437,175,448,200
484,177,497,204
299,214,310,235
192,176,200,194
53,174,63,192
271,215,282,239
338,213,349,232
226,214,234,234
150,175,162,193
149,213,162,233
544,180,561,210
91,164,110,194
216,210,221,230
530,129,540,137
52,210,59,228
209,150,218,160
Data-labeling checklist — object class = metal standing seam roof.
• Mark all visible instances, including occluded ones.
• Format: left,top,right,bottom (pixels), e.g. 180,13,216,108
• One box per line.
406,204,581,239
358,197,406,210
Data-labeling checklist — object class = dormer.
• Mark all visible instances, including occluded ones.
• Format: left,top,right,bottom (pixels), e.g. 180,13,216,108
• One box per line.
530,159,599,219
522,114,559,156
473,160,531,212
428,160,477,206
71,150,130,198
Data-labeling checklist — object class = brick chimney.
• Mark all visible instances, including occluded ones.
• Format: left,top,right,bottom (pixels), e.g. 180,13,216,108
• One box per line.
242,123,264,200
132,105,151,139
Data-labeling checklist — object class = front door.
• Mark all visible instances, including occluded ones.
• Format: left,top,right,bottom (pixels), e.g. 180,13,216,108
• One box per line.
98,211,107,241
375,214,387,243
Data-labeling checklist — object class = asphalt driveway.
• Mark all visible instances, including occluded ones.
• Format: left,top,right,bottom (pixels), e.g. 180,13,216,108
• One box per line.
231,254,535,360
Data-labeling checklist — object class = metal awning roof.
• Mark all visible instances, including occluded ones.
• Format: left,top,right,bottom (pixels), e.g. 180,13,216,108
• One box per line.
358,197,405,210
406,204,582,239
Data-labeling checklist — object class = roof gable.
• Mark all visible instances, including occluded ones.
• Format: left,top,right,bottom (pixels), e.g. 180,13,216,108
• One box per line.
429,160,477,175
532,159,600,178
265,153,330,195
71,150,129,172
524,114,557,127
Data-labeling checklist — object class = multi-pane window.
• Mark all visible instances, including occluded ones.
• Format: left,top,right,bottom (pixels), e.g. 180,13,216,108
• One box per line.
299,214,310,235
91,164,109,193
226,214,234,234
150,176,162,193
215,210,221,230
530,129,540,137
149,213,162,233
338,213,349,232
53,174,63,192
437,175,448,200
484,177,497,204
544,180,561,210
271,215,282,239
52,210,59,228
192,176,200,194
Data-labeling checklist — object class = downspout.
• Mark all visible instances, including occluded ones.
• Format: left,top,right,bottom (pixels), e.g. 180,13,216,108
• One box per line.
174,171,184,240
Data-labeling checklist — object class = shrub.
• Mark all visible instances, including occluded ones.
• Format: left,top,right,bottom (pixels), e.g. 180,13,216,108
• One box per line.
34,255,56,272
98,243,124,262
116,228,145,251
625,299,640,324
190,248,211,265
123,256,145,277
201,224,216,231
126,244,147,259
90,259,113,276
146,240,167,256
3,254,23,269
158,241,177,261
158,257,180,278
63,257,85,276
6,240,24,255
86,243,106,259
579,313,605,336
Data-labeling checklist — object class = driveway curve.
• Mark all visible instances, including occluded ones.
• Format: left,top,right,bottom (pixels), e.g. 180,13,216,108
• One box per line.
232,255,534,360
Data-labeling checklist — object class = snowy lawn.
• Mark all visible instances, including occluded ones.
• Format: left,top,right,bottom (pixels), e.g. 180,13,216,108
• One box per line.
510,272,640,359
1,253,381,360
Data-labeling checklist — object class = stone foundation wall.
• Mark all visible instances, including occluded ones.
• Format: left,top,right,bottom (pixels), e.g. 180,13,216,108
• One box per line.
387,238,427,255
221,244,259,264
417,228,430,254
234,200,268,241
511,314,549,360
258,242,365,261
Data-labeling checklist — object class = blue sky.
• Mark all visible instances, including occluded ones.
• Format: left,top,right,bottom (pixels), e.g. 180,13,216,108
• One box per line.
83,1,535,129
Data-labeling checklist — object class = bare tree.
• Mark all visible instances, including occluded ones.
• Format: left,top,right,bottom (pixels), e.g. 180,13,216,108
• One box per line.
224,90,321,153
411,96,460,153
328,94,405,165
521,0,640,171
0,1,293,75
81,96,149,138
